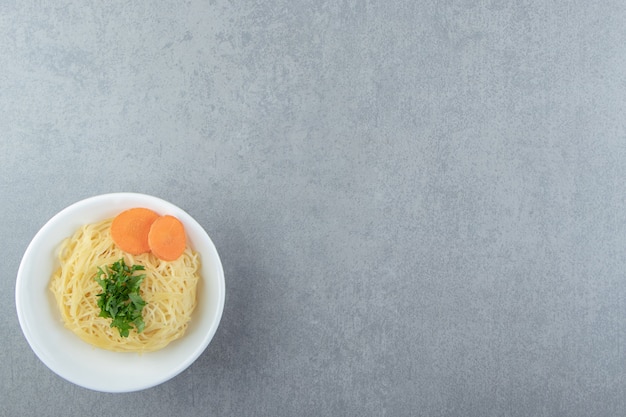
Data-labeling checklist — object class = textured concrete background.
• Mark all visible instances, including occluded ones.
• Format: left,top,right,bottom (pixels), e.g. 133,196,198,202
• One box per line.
2,1,626,416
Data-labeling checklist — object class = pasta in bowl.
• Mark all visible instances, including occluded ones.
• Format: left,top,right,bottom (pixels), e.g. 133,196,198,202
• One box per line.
15,193,225,392
50,217,200,352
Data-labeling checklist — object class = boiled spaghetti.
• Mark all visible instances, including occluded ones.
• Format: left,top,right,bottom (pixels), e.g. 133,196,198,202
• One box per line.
49,218,200,353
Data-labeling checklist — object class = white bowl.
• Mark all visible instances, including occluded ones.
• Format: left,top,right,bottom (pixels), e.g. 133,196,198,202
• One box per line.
15,193,225,393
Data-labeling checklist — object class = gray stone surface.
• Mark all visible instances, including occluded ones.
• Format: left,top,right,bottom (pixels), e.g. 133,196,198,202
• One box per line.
2,0,626,415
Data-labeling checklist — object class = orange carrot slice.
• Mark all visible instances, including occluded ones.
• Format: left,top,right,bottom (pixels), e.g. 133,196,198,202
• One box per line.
110,208,160,255
148,215,186,261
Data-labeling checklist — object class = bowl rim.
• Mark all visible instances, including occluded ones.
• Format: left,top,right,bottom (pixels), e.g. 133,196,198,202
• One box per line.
15,192,225,392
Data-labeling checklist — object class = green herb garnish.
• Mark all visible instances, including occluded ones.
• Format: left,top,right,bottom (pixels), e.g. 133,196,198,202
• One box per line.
94,258,147,337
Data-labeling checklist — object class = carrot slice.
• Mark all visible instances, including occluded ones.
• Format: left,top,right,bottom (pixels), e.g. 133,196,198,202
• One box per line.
148,215,186,261
110,208,160,255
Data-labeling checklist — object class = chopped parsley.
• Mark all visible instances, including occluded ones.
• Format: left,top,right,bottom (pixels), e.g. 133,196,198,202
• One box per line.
94,258,147,337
